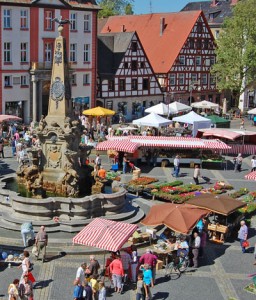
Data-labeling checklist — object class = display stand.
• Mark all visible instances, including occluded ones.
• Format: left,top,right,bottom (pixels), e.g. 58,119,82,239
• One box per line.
208,224,228,243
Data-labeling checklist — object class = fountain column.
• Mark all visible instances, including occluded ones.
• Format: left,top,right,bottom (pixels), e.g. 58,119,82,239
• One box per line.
31,75,38,122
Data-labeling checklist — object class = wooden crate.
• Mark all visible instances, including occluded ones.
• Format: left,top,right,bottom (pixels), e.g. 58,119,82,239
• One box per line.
216,225,228,234
156,260,163,270
208,224,217,231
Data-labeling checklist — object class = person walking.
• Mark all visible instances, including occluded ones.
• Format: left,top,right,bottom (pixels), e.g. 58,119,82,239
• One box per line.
123,154,128,174
35,226,48,263
139,264,154,300
172,155,180,178
238,220,248,253
98,281,106,300
73,279,83,300
0,138,4,158
18,251,35,285
251,156,256,172
234,153,243,172
95,154,101,171
76,263,87,286
139,249,157,284
109,254,124,293
131,245,138,283
18,274,33,300
191,232,201,268
8,279,19,300
135,273,145,300
20,222,35,247
193,165,201,185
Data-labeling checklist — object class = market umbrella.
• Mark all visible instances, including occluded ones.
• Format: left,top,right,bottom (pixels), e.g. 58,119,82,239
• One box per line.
0,115,22,122
82,106,115,117
187,194,246,216
145,103,174,115
168,101,192,114
73,218,137,252
141,203,209,234
191,100,219,109
245,171,256,181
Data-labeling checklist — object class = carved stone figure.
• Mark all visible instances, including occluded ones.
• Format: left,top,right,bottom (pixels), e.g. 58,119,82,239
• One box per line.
48,145,62,168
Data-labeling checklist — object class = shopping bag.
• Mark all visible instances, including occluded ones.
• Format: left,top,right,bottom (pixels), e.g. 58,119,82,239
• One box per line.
242,240,250,248
27,272,36,283
32,245,38,257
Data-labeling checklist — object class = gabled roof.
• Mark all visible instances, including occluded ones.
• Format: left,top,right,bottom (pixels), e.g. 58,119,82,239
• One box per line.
181,1,234,26
0,0,100,10
101,11,205,73
98,32,135,77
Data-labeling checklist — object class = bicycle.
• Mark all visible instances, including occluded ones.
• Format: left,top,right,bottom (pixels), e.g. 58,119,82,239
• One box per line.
164,252,189,279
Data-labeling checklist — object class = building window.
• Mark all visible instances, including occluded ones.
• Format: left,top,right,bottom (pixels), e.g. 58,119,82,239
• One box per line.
44,10,54,30
71,74,77,85
143,78,149,90
131,79,138,90
210,56,215,66
4,76,12,87
204,39,209,50
83,44,90,62
202,74,207,85
20,10,28,29
21,75,28,86
169,74,176,86
44,43,53,62
4,42,11,62
215,30,220,39
196,39,202,49
20,43,28,62
131,60,137,71
119,79,126,91
178,73,185,85
124,62,129,69
108,80,115,91
131,42,138,52
4,9,11,29
179,55,185,65
13,77,20,85
84,14,91,31
191,74,197,83
210,74,216,85
83,74,90,85
70,44,77,62
196,56,201,66
189,38,194,49
70,13,77,31
140,62,145,68
197,22,203,33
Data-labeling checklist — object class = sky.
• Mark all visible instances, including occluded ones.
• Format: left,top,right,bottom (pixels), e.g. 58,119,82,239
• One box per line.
133,0,210,14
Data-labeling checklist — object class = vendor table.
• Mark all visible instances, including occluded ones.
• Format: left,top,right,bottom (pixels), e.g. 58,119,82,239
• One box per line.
202,159,227,170
152,244,176,267
208,223,228,244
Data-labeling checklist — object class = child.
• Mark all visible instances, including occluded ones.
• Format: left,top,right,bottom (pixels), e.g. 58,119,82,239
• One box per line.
98,281,106,300
136,273,145,300
73,279,83,300
90,275,99,300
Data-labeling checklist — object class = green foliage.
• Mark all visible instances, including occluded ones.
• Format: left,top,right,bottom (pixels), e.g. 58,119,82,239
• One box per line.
152,180,183,189
230,188,249,198
211,0,256,105
98,0,134,18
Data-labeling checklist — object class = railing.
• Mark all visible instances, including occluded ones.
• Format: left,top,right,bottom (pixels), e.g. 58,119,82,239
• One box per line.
31,62,75,70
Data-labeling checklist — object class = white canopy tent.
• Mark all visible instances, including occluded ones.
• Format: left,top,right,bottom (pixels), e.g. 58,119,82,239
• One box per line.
168,101,192,114
247,108,256,114
145,102,175,115
172,111,212,136
132,112,172,128
191,100,219,109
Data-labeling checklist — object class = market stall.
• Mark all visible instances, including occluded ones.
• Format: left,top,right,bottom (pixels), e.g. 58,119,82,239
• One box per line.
172,111,212,136
205,115,230,128
132,112,172,127
187,194,246,243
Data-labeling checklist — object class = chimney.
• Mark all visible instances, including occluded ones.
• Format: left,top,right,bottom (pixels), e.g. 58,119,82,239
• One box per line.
121,25,126,32
160,17,165,36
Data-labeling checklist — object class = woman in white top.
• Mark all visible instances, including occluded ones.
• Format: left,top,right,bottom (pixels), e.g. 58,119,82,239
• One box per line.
251,156,256,172
18,250,31,284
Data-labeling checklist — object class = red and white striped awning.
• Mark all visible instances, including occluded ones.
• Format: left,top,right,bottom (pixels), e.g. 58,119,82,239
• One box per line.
72,218,138,252
96,140,139,153
105,136,230,150
245,171,256,181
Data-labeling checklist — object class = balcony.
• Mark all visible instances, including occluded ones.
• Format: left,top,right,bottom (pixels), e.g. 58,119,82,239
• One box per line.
31,62,76,70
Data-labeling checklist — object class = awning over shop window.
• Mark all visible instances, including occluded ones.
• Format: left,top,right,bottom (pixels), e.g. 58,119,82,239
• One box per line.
73,97,90,104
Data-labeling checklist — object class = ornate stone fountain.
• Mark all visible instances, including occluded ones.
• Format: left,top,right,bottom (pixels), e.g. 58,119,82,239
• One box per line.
0,19,144,234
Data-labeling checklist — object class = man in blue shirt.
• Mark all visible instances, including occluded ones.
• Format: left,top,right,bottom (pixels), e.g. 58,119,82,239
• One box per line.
238,220,248,253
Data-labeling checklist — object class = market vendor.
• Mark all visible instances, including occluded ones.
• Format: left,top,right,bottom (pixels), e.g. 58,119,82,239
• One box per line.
98,166,106,179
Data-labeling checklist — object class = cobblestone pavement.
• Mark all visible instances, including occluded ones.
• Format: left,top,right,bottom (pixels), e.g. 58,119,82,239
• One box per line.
0,118,256,299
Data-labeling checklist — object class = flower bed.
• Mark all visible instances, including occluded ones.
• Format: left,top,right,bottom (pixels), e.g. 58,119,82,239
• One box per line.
106,171,121,181
230,188,249,199
128,177,159,186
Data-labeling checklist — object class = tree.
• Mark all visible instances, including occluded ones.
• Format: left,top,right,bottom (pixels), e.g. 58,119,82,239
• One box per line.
98,0,134,18
211,0,256,106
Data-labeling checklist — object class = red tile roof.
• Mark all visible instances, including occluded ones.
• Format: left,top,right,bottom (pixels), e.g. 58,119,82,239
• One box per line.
101,11,203,73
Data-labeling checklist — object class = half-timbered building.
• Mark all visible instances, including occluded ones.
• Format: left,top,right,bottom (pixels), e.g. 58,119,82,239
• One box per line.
0,0,99,123
97,31,162,121
101,11,221,106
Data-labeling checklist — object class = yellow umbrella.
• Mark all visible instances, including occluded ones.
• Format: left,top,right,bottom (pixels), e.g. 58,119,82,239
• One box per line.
82,106,115,117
